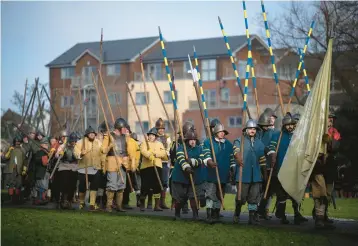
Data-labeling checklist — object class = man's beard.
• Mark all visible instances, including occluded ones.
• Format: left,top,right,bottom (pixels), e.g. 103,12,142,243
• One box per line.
88,137,95,142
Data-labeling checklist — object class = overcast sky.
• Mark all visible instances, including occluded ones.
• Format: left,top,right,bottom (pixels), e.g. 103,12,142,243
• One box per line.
1,1,289,113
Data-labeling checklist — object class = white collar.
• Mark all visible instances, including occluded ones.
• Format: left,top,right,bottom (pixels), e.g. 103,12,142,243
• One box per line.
214,137,226,143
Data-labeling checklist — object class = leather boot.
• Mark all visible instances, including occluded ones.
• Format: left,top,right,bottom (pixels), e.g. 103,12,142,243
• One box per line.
276,202,289,224
189,199,198,221
116,191,126,212
136,194,141,208
206,208,213,224
140,197,146,212
293,201,308,224
160,191,170,209
233,202,242,224
106,191,114,212
248,211,255,225
154,197,163,211
171,198,175,210
89,191,100,211
174,201,182,221
323,198,334,224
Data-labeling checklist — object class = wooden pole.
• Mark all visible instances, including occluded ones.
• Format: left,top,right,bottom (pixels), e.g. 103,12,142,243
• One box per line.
140,54,152,128
126,81,163,191
92,72,125,184
21,79,28,118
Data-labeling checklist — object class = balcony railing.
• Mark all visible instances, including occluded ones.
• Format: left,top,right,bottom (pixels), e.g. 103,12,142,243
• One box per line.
71,75,98,88
134,68,192,82
222,64,273,80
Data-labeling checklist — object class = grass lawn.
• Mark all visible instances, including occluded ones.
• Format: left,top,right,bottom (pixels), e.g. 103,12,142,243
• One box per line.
1,208,331,246
127,193,358,220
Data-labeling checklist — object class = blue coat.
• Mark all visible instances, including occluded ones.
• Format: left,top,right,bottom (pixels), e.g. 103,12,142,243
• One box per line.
269,130,293,171
233,136,266,183
171,143,206,185
202,138,236,184
258,128,280,168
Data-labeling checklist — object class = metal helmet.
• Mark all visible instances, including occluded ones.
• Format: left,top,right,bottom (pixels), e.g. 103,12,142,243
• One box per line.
282,112,295,126
130,132,138,141
292,113,301,122
59,130,68,137
184,130,198,140
263,108,277,119
147,127,158,137
242,119,259,132
39,137,49,145
13,134,23,145
114,117,127,130
210,118,221,129
36,130,46,138
257,112,271,126
155,118,165,129
69,132,78,143
98,121,113,133
181,121,195,135
213,123,229,135
84,125,97,136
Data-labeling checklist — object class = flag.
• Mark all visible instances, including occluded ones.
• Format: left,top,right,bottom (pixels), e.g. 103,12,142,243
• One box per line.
278,39,333,203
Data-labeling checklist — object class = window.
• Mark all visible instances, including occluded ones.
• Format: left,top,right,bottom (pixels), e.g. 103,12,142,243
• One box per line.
82,66,97,77
201,59,216,81
220,88,229,101
228,116,242,128
107,64,121,76
183,61,191,73
238,60,247,79
136,92,149,105
108,92,121,105
61,96,74,108
204,89,217,108
163,91,178,104
147,63,162,80
135,121,149,134
61,67,75,79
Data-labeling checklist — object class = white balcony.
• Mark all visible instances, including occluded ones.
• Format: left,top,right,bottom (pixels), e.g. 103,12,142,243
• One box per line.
134,68,191,82
71,75,98,88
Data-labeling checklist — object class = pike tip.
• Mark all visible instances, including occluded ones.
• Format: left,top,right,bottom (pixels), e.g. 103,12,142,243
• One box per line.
218,16,221,23
193,45,196,52
158,26,162,34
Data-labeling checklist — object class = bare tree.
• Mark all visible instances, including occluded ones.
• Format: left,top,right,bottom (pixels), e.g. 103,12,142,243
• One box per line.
266,1,358,101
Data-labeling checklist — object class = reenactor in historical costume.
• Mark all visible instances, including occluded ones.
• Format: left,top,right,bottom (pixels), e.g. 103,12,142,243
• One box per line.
100,118,128,212
310,112,339,229
48,132,63,205
74,126,103,211
33,138,51,205
202,123,238,223
2,135,28,204
129,132,141,207
122,124,140,210
169,121,196,211
256,110,279,220
54,132,79,209
233,120,266,225
139,127,167,211
171,129,206,220
269,113,307,225
154,118,171,209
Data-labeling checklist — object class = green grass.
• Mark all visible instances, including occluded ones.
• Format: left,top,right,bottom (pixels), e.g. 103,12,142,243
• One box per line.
1,208,330,246
128,192,358,220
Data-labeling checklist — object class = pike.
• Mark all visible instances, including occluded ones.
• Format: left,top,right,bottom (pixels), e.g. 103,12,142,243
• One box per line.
298,48,311,95
170,62,178,149
158,27,198,207
49,136,68,179
243,1,260,117
42,85,63,130
191,47,225,209
27,78,39,128
126,81,163,191
21,79,28,118
218,17,252,120
140,54,152,128
98,70,133,192
19,85,36,128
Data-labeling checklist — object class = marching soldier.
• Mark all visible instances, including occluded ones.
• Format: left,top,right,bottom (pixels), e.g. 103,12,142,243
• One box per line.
256,110,279,220
122,124,140,210
154,118,171,209
233,120,266,225
2,135,28,204
202,123,238,223
55,132,79,209
171,129,206,220
269,113,307,225
139,127,167,211
74,126,103,211
100,118,128,212
33,138,51,205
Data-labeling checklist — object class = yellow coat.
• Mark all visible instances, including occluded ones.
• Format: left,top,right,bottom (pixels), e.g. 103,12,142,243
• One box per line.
140,140,167,170
127,136,140,170
101,134,128,172
74,137,102,170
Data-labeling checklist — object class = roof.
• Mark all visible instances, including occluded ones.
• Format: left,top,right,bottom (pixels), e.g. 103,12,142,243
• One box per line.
143,35,262,62
46,36,160,67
